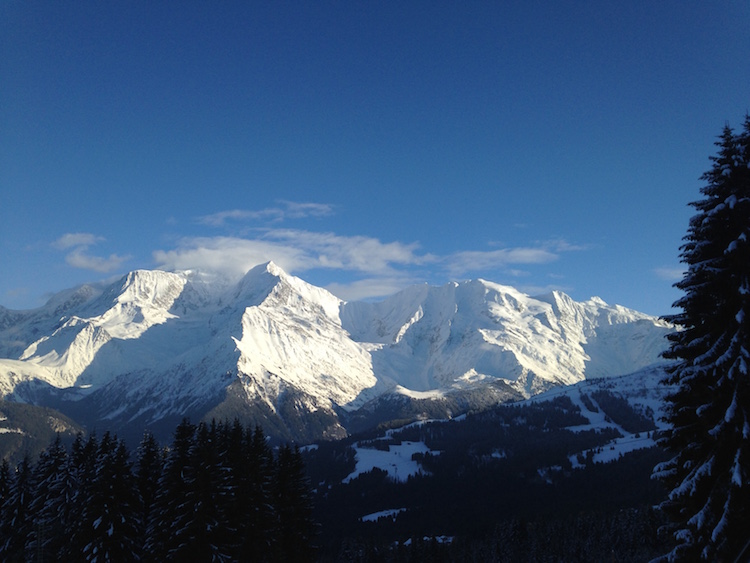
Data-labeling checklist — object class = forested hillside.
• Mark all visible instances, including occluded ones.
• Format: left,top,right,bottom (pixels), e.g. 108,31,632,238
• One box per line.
1,376,677,562
0,420,315,562
305,396,674,561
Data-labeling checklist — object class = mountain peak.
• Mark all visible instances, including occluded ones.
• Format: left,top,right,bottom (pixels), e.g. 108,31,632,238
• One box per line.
245,260,284,277
233,262,288,305
264,260,284,276
0,265,673,444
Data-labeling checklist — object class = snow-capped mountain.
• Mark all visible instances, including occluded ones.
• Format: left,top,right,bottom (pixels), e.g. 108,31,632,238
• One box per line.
0,262,673,443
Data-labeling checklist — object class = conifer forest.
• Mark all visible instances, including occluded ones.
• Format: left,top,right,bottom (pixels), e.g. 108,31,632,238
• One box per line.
0,420,314,562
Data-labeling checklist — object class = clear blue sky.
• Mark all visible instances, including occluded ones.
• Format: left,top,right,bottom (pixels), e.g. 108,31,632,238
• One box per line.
2,1,749,316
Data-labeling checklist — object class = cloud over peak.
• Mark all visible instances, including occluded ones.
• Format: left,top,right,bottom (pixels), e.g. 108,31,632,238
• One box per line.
152,229,585,301
153,230,429,280
52,232,130,273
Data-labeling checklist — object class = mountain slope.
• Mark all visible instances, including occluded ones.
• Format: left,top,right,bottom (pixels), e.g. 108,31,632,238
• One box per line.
0,263,673,444
342,279,671,396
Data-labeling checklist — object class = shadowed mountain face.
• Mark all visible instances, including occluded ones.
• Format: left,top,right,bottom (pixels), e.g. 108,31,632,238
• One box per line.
0,262,672,444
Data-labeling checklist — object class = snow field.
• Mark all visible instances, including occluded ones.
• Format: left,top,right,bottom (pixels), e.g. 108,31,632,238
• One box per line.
360,508,407,522
504,366,671,469
343,440,436,483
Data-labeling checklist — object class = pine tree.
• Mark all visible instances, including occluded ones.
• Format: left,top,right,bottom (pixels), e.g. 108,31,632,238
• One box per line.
83,433,140,562
0,458,11,510
145,418,195,561
27,434,72,561
241,424,275,560
135,430,163,547
0,456,34,562
655,117,750,561
272,444,316,561
221,419,246,559
68,432,100,560
170,420,231,562
80,432,140,562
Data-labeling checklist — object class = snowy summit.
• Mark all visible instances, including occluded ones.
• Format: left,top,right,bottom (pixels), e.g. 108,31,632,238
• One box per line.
0,262,672,443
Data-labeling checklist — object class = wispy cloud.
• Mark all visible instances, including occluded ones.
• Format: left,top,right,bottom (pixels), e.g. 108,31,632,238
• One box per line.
266,230,433,273
153,230,430,280
198,201,335,227
153,236,307,277
655,266,684,281
52,232,104,250
280,201,336,219
325,277,421,302
52,232,130,273
153,231,585,301
443,239,584,278
444,247,558,277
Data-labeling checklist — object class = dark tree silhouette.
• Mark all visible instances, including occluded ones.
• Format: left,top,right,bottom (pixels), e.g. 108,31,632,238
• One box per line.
0,455,33,562
0,420,317,561
273,444,316,561
655,117,750,561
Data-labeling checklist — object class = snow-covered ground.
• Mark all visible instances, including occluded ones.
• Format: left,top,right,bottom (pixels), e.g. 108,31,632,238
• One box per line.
360,508,407,522
343,367,672,484
344,440,434,483
527,366,672,467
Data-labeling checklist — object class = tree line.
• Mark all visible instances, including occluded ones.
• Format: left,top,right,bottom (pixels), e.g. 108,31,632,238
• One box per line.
0,419,315,562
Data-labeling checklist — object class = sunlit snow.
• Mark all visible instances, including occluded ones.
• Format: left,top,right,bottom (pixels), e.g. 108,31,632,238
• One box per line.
344,441,434,483
0,262,673,430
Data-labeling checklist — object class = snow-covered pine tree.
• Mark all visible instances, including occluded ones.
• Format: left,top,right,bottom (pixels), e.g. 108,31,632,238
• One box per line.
170,420,231,562
272,444,316,561
220,419,246,558
67,432,99,559
135,430,162,545
26,434,71,561
0,455,34,561
81,432,140,562
240,424,275,560
655,117,750,562
0,459,10,507
145,418,195,561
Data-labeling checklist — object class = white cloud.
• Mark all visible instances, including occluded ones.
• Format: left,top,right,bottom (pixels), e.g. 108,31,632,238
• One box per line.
199,201,335,227
153,236,308,277
540,239,590,252
278,200,335,219
655,267,684,281
52,232,129,273
152,231,588,300
52,232,104,250
443,238,586,278
266,230,432,273
444,247,558,277
153,230,429,280
325,277,419,302
198,209,277,226
65,248,130,273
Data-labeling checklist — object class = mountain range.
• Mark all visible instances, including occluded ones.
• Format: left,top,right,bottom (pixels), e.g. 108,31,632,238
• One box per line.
0,262,673,444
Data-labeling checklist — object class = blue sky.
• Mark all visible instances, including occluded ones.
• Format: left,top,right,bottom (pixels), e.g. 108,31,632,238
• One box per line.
2,1,749,316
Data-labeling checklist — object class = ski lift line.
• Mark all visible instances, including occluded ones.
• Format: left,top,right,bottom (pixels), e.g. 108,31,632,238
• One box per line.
526,385,667,405
577,434,657,457
733,537,750,563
